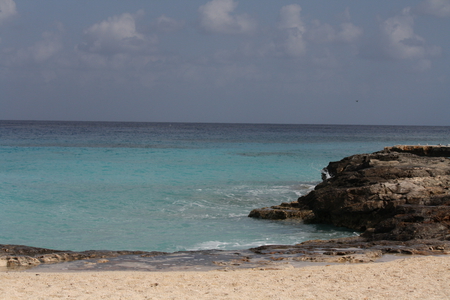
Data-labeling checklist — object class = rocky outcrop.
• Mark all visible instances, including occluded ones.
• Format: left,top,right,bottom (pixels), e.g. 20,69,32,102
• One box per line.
249,237,450,262
0,244,151,268
385,145,450,157
248,203,313,220
3,238,449,272
249,145,450,241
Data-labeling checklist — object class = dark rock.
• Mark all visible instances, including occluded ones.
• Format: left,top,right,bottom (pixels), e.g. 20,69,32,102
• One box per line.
385,145,450,157
0,244,149,268
0,244,67,256
249,146,450,241
248,204,313,220
249,237,450,263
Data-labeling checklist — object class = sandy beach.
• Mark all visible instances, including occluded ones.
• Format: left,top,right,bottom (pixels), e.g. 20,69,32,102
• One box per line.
1,255,449,299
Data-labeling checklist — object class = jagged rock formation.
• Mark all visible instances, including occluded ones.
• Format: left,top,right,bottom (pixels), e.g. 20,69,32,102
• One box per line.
249,145,450,241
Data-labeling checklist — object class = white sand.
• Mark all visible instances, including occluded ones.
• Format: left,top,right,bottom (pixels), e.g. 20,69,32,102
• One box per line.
1,256,449,300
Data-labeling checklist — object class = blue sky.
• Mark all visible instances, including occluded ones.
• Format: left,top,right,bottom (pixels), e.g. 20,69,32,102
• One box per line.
1,0,449,125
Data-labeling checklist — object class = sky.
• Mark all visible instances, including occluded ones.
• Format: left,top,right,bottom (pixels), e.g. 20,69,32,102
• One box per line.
0,0,449,125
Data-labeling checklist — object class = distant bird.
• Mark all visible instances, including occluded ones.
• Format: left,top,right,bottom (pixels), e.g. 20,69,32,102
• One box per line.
356,100,359,103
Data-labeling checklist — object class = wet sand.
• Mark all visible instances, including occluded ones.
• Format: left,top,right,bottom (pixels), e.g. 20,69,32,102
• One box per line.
1,255,449,299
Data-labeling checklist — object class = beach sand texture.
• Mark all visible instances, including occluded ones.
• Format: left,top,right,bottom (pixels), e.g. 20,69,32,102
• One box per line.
1,256,449,299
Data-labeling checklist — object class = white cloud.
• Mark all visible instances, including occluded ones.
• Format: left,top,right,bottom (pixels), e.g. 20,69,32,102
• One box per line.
198,0,256,34
275,7,362,58
30,27,64,62
155,15,185,32
72,11,171,81
78,11,157,55
278,4,307,56
0,0,16,24
340,7,352,22
9,23,64,64
416,0,450,17
278,4,305,30
379,8,441,61
307,20,335,43
336,22,363,43
307,9,362,44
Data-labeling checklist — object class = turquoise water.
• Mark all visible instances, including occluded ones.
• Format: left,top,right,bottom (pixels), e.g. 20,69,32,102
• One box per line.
1,121,449,252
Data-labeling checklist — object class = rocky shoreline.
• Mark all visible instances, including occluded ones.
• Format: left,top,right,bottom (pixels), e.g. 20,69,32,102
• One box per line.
2,237,450,272
2,145,450,271
249,145,450,241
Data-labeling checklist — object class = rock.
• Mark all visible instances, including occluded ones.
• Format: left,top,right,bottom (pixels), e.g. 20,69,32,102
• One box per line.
385,145,450,157
1,238,449,271
0,244,67,256
249,237,450,262
3,256,41,267
248,203,313,220
37,253,71,264
0,256,8,267
249,146,450,241
0,244,149,269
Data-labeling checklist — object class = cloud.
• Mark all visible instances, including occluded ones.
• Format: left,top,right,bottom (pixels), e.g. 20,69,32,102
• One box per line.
306,21,335,44
198,0,256,34
155,14,185,32
71,11,174,86
29,24,64,62
275,6,362,58
0,0,16,24
306,8,362,44
378,8,441,61
278,4,307,57
336,22,363,43
415,0,450,17
307,21,362,44
8,23,64,64
77,11,157,55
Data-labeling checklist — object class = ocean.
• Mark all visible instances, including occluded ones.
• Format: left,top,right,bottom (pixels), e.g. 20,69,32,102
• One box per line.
1,121,449,252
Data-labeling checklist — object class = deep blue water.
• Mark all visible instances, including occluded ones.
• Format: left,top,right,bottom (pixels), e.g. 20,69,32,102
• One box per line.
1,121,449,252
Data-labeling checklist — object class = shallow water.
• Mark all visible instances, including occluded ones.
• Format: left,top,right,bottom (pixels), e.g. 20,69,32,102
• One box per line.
1,121,449,252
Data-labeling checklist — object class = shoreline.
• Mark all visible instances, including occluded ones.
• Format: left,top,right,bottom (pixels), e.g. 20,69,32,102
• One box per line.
2,145,450,298
2,237,450,273
6,252,411,274
2,255,449,299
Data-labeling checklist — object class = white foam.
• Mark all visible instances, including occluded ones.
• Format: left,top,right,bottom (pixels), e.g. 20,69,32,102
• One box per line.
187,239,275,251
